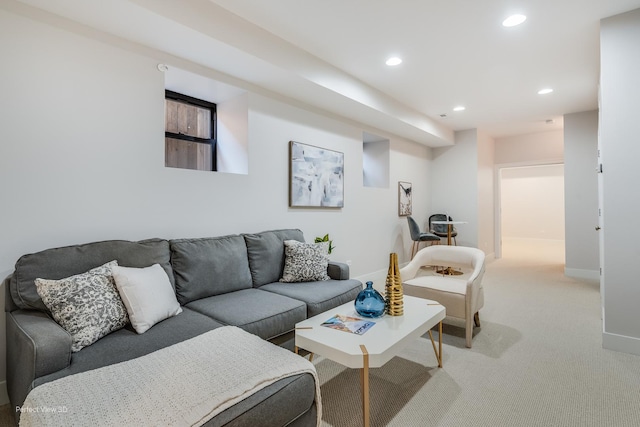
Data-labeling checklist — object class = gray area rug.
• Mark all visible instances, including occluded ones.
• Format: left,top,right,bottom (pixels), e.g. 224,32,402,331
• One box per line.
317,240,640,427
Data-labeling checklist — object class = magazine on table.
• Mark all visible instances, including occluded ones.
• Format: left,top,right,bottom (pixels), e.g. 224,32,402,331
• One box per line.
320,314,375,335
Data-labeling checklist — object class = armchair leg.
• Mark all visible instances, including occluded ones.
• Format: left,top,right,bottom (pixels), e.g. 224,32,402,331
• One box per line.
474,312,480,327
465,316,473,348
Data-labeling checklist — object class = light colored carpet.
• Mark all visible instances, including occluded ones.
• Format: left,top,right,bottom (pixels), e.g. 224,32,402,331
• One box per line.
317,238,640,427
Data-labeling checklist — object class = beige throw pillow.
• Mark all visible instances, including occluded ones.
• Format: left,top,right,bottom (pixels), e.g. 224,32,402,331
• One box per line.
111,264,182,334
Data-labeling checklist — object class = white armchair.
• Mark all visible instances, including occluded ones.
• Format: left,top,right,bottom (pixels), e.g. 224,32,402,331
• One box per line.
399,245,486,348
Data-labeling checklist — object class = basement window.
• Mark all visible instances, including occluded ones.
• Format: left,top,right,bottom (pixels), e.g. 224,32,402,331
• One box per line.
164,90,217,171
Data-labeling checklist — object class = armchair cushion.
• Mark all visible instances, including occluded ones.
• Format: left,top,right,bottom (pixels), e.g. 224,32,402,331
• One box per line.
403,276,467,319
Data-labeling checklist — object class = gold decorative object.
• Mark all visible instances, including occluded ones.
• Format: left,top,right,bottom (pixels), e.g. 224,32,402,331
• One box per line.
384,253,404,316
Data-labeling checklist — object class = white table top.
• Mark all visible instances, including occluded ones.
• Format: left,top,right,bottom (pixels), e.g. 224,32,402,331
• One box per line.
431,220,467,225
295,295,445,369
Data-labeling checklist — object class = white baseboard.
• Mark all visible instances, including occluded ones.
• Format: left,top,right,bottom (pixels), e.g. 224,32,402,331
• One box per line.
603,331,640,356
564,268,599,281
0,381,8,405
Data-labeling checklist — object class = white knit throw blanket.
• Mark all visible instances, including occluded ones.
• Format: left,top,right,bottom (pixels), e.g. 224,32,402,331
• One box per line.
19,326,321,427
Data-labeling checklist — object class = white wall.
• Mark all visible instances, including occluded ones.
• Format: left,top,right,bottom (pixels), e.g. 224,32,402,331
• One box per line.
430,129,479,247
494,130,564,258
501,165,565,240
477,130,495,257
494,130,564,165
600,8,640,355
563,111,599,279
0,8,433,398
363,139,390,189
217,93,250,174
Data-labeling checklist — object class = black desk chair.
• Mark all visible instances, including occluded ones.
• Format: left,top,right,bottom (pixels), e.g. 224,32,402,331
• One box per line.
407,216,440,259
429,213,457,245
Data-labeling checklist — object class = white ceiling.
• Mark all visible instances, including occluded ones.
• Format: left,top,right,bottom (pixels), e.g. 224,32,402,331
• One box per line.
9,0,640,146
209,0,640,139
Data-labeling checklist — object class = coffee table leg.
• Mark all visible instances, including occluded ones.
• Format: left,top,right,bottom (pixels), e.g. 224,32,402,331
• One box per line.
428,321,443,368
360,344,370,427
294,346,315,362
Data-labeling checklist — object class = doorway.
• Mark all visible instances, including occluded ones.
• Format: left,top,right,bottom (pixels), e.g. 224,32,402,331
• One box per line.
497,164,566,263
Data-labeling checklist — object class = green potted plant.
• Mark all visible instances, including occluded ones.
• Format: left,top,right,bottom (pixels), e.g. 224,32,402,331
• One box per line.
314,234,335,254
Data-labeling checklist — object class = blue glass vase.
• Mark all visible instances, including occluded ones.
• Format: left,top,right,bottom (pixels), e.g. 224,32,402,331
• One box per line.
354,281,385,318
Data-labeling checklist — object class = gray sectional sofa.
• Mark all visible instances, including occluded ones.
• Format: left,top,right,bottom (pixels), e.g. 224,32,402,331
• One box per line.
4,228,362,426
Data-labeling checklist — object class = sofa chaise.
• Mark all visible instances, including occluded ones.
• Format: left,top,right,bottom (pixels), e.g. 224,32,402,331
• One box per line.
5,228,362,425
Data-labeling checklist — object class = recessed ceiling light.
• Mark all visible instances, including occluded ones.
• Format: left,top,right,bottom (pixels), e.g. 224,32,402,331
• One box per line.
453,106,466,112
502,14,527,27
538,88,554,95
385,57,402,66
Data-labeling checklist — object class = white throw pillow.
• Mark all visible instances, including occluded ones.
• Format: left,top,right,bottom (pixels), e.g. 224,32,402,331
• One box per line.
35,260,128,352
111,264,182,334
280,240,331,283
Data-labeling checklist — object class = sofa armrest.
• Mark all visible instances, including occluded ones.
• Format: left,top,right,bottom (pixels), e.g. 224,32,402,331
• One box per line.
6,310,72,408
327,261,350,280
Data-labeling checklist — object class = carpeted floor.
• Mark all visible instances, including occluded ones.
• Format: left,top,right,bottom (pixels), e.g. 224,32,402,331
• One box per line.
317,238,640,426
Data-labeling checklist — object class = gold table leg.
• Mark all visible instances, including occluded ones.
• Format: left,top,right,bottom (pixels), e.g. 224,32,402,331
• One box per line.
447,224,452,246
294,346,314,362
360,344,370,427
428,321,443,368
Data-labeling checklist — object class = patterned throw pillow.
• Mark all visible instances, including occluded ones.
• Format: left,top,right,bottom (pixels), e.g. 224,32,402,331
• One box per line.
35,260,129,352
280,240,331,283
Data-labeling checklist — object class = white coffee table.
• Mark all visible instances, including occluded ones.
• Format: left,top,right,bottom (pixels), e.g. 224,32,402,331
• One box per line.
294,295,445,427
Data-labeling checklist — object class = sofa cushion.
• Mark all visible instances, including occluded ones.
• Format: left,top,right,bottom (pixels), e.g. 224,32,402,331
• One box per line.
243,229,305,287
185,289,306,340
111,264,182,334
170,235,252,305
11,239,172,312
261,279,363,317
205,373,317,427
35,261,128,352
280,240,331,283
33,308,223,388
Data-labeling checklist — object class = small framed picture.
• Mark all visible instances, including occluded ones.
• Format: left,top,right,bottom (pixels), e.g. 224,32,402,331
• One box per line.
398,181,412,216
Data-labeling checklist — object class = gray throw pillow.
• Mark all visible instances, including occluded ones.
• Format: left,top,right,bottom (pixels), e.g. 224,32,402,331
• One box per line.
35,260,129,352
280,240,331,283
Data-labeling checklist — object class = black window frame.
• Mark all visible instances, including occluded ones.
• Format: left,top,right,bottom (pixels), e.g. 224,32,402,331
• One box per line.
165,90,217,171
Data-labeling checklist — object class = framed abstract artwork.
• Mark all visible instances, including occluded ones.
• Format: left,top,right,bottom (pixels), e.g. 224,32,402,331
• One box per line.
289,141,344,208
398,181,412,216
